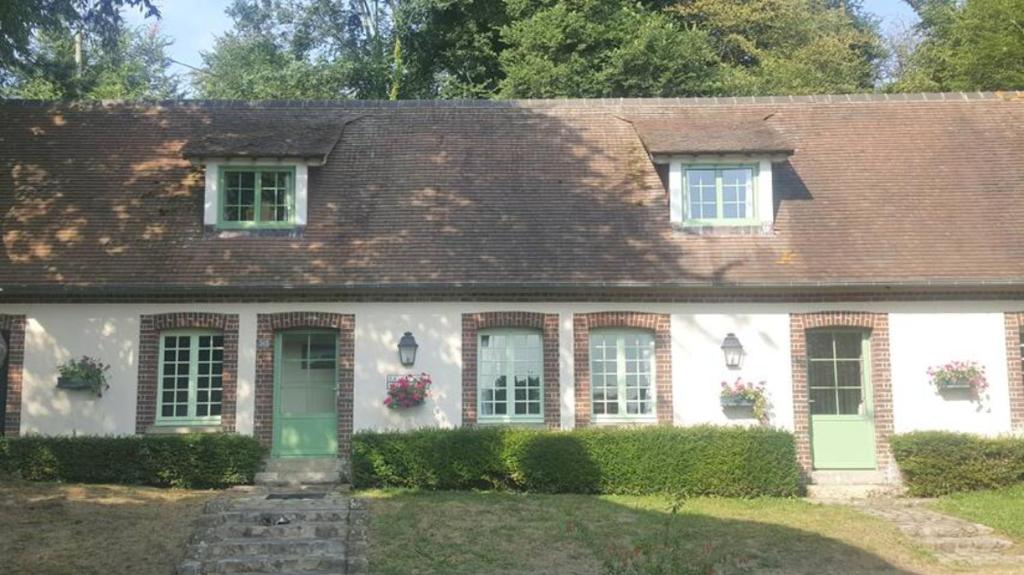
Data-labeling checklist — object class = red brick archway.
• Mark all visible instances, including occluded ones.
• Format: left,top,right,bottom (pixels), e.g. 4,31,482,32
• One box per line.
462,312,560,428
573,312,672,428
254,312,355,458
790,312,893,480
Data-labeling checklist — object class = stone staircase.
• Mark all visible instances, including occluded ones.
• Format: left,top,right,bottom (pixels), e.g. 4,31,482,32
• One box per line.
805,469,905,501
177,488,368,575
254,458,345,487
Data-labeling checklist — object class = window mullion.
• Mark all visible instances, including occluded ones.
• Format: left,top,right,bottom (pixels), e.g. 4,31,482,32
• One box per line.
715,170,724,220
188,335,200,420
617,336,627,415
253,169,262,223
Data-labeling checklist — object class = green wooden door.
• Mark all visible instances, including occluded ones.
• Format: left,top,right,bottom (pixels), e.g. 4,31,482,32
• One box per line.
807,329,876,469
273,331,338,458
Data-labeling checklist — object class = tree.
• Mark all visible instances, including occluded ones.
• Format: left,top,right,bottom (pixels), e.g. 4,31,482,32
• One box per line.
4,25,179,100
890,0,1024,91
498,0,722,98
0,0,159,72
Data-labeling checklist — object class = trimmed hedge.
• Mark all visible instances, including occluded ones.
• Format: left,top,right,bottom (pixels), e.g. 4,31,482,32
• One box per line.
0,433,265,488
891,431,1024,497
353,425,800,497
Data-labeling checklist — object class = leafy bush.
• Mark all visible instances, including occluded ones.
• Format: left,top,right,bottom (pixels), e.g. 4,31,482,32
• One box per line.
891,431,1024,497
0,433,264,488
353,425,800,497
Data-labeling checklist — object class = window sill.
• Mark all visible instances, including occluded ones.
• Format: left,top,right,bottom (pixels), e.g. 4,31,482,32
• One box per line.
205,225,303,239
146,423,224,435
476,418,546,427
591,417,658,427
673,222,774,236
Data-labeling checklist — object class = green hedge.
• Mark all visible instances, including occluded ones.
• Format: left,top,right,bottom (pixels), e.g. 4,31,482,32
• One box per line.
0,433,265,488
891,431,1024,497
353,425,800,497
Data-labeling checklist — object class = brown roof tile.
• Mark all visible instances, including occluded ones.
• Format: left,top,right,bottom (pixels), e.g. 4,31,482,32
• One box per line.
1,94,1023,296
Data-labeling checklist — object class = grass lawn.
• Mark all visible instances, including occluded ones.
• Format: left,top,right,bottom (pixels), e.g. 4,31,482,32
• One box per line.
362,489,1024,575
932,485,1024,542
0,481,214,575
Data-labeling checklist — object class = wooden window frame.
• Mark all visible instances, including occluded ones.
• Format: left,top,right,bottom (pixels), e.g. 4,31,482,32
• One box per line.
156,330,225,426
682,165,758,227
477,328,545,425
217,166,297,229
589,328,658,424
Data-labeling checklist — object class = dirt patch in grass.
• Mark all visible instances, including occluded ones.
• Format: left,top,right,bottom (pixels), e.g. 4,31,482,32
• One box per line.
361,489,1024,575
0,481,214,575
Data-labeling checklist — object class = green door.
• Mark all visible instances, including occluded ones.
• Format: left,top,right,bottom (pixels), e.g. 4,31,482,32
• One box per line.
807,329,876,469
273,331,338,458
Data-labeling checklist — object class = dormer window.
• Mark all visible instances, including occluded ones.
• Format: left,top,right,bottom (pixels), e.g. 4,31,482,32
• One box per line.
684,166,756,225
220,167,296,228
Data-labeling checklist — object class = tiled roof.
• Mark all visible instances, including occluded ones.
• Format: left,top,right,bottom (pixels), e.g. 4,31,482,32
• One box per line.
1,92,1023,296
180,116,347,162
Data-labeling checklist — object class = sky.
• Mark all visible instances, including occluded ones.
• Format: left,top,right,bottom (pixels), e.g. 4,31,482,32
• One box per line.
125,0,921,72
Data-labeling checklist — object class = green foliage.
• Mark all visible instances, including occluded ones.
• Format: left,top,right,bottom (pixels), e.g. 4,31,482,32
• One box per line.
353,425,800,497
4,25,180,100
890,0,1024,91
891,431,1024,497
0,434,265,488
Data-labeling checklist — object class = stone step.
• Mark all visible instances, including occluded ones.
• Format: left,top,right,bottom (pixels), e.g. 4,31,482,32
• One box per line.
900,522,993,538
198,509,350,527
805,483,904,501
190,538,346,560
264,457,342,474
922,536,1015,553
184,554,349,574
207,522,347,540
254,471,341,486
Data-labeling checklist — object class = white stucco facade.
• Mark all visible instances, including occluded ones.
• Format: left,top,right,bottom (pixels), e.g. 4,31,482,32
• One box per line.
2,301,1020,439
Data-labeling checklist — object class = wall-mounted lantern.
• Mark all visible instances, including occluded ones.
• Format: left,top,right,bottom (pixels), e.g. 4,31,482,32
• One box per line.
397,331,419,367
721,333,745,369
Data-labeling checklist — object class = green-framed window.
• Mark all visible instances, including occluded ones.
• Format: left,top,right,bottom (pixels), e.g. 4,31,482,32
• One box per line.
683,165,757,226
157,330,224,425
478,329,544,423
590,329,656,421
218,167,296,229
807,329,870,416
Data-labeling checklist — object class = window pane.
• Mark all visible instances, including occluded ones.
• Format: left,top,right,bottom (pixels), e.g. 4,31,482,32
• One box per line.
810,389,837,415
195,332,224,420
686,170,717,220
591,329,655,418
836,361,862,388
721,169,751,220
159,334,192,420
259,171,292,222
834,333,863,359
807,332,834,360
808,361,836,388
478,329,543,419
223,171,257,222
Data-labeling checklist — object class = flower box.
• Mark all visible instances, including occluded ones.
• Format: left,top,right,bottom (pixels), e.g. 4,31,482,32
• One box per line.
720,395,756,408
385,373,432,409
927,361,987,400
56,376,94,391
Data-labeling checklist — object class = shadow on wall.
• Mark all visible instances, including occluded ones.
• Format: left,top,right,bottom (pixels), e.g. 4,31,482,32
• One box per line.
22,315,137,435
368,489,921,575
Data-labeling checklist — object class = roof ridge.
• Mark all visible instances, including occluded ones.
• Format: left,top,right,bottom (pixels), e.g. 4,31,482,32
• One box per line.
2,91,1022,110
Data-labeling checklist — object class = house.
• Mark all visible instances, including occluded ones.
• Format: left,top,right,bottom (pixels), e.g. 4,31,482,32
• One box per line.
1,93,1023,486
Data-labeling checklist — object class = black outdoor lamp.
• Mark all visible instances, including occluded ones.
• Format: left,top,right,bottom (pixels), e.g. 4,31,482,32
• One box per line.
721,333,745,369
397,331,419,367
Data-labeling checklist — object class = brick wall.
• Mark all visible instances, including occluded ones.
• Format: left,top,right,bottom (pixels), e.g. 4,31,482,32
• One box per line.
1,315,26,437
573,312,673,428
461,312,560,428
1004,313,1024,431
136,313,239,433
253,312,356,457
789,312,893,480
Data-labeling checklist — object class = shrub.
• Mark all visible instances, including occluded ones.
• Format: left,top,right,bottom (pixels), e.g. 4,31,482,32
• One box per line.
353,425,800,497
0,433,265,488
891,431,1024,497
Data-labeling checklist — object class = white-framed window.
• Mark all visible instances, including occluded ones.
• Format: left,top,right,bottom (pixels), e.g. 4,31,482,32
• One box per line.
667,159,774,229
157,330,224,425
590,329,656,422
683,166,756,225
478,328,544,423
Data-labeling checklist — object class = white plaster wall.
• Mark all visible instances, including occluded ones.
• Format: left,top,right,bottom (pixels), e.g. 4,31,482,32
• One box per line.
0,301,1018,438
889,311,1013,435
